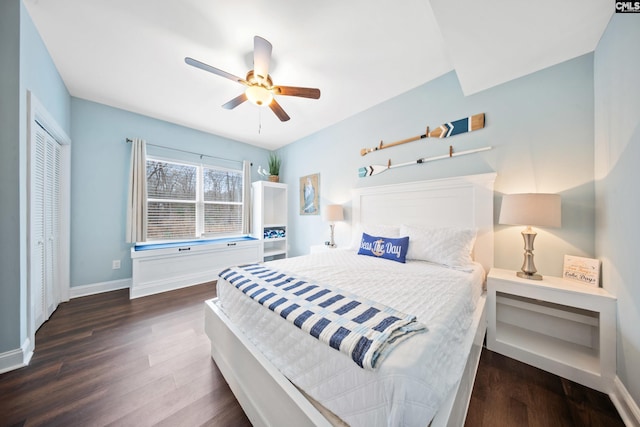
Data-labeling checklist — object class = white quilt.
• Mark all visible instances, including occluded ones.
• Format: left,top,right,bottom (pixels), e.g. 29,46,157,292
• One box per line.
217,249,484,426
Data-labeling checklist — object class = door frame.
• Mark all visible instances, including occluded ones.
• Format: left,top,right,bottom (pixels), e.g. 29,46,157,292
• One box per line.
25,91,71,360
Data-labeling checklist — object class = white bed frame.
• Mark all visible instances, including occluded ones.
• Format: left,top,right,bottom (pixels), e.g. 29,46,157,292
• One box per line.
204,173,496,426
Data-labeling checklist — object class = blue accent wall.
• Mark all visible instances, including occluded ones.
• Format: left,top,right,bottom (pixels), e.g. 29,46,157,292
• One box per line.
69,98,271,287
594,14,640,409
279,54,595,279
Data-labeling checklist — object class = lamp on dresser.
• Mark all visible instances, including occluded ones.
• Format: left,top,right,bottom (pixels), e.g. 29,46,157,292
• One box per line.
499,193,561,280
323,204,344,248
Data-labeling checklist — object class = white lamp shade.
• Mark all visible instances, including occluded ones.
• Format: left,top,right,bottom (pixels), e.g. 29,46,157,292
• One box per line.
499,193,561,228
323,204,344,222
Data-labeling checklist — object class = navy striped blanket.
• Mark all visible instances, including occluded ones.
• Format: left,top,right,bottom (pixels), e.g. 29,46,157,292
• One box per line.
219,263,427,370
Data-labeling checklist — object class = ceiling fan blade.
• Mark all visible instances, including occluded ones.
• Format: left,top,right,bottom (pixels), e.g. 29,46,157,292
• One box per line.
253,36,272,82
269,99,290,122
185,57,247,85
222,93,248,110
273,86,321,99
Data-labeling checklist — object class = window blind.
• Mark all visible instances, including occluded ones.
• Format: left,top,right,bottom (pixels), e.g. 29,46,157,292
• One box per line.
145,158,243,240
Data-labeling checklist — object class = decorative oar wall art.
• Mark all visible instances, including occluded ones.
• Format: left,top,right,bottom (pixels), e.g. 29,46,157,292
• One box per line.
360,113,485,156
358,145,492,178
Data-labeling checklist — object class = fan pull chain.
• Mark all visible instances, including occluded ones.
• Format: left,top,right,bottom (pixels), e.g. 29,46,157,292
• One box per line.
258,108,262,134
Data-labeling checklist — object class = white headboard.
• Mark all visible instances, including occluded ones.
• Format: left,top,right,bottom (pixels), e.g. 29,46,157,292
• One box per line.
352,173,496,273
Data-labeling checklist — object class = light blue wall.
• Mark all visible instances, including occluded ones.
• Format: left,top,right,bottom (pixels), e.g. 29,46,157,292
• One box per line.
69,98,271,287
594,14,640,408
0,0,71,354
20,2,71,132
280,54,596,278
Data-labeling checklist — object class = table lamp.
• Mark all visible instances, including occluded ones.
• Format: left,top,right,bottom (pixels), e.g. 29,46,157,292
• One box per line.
323,204,344,248
499,193,561,280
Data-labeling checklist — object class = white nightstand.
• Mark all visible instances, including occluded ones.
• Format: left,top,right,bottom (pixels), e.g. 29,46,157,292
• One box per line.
487,268,616,393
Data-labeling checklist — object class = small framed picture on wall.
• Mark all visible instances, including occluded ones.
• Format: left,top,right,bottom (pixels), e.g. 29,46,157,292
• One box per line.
300,173,320,215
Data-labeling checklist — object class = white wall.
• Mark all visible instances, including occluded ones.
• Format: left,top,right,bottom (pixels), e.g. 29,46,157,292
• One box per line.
280,54,596,279
594,14,640,409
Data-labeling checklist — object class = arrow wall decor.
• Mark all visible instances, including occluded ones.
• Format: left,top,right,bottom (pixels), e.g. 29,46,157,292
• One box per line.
360,113,485,156
358,146,492,178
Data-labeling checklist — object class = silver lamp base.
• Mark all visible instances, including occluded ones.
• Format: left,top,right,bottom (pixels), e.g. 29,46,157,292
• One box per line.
328,224,337,248
517,271,543,280
518,227,543,280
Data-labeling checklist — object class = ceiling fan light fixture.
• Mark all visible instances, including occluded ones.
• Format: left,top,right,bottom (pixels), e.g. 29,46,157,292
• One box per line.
245,85,273,106
185,36,319,121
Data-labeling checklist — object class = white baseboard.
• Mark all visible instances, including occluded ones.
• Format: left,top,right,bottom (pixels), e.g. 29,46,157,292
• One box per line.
70,278,131,299
610,376,640,427
0,338,33,375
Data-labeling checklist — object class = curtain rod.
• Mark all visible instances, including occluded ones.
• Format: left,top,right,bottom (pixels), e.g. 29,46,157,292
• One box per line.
125,138,250,166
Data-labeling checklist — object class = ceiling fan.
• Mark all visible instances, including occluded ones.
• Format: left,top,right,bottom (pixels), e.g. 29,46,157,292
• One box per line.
185,36,321,122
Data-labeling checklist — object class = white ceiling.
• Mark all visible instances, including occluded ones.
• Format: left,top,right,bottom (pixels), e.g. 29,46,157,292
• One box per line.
24,0,612,150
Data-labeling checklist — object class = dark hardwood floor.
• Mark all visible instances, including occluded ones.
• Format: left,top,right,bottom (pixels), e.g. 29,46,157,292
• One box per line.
0,283,624,427
466,350,625,427
0,283,251,427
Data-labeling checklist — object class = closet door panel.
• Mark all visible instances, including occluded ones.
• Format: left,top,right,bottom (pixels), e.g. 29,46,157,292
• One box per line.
30,129,47,329
43,137,60,319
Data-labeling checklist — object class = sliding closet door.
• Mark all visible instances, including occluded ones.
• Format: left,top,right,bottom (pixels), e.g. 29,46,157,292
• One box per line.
30,122,61,330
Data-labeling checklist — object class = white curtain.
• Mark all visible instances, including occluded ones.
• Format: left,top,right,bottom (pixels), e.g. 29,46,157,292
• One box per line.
126,138,147,243
242,160,251,234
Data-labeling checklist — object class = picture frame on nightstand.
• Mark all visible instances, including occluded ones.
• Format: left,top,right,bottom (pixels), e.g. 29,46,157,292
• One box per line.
562,255,601,287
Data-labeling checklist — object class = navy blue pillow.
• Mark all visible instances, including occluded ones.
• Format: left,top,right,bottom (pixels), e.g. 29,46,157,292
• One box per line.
357,233,410,263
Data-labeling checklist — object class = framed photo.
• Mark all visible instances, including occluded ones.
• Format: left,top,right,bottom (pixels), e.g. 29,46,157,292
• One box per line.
562,255,601,287
299,173,320,215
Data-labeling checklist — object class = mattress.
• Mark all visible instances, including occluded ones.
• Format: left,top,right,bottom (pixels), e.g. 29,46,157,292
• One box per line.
216,249,484,426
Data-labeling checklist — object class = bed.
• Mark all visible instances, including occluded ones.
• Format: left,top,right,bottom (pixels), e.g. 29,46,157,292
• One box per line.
204,172,496,426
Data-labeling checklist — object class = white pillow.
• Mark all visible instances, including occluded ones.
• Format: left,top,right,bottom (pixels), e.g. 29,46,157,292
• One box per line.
400,224,477,267
362,224,400,237
350,224,400,249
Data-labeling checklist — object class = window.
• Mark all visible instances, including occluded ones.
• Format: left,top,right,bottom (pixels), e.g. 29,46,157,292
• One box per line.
146,157,244,241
